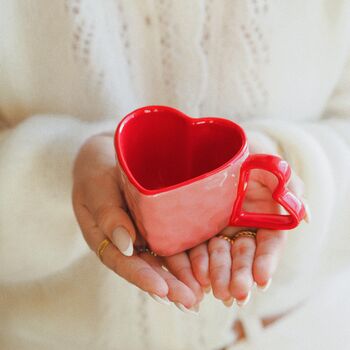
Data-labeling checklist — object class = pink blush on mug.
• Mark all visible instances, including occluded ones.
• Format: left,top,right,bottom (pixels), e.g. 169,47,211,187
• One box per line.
114,105,306,256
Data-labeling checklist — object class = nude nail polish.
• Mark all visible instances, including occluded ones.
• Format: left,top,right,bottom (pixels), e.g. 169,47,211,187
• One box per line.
222,297,235,307
203,285,211,294
303,198,312,224
192,303,200,312
175,303,199,315
112,226,133,256
237,291,251,307
257,278,272,292
148,293,171,306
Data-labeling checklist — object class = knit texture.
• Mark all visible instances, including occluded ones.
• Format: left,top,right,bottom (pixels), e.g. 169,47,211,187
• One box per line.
1,1,350,349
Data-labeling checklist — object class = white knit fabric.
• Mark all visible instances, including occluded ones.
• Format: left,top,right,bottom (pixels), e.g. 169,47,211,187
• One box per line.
1,1,350,349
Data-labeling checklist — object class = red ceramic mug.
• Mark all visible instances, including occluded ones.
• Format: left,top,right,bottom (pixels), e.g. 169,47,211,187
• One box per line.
114,105,306,256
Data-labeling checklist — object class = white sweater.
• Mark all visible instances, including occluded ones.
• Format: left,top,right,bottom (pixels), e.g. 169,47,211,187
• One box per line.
0,1,350,349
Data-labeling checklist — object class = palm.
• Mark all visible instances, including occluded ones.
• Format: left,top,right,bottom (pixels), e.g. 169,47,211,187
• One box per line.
180,170,303,305
242,174,281,216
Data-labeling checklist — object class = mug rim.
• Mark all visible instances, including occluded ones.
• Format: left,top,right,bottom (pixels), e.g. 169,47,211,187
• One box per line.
114,105,248,195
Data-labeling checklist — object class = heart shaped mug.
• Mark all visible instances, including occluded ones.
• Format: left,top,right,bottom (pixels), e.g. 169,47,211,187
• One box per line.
114,105,306,256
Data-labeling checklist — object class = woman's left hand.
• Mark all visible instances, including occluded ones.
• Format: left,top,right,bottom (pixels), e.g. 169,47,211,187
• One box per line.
187,169,307,306
163,168,307,307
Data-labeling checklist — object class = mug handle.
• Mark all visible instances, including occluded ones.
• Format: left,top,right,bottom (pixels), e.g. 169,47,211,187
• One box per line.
230,154,306,230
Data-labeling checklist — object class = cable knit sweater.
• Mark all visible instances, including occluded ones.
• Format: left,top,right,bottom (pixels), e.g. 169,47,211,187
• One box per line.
1,1,350,349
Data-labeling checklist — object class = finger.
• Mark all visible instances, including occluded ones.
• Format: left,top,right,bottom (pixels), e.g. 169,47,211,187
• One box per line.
253,229,287,288
249,169,278,193
188,243,211,290
103,246,168,296
288,170,304,197
288,171,311,222
94,203,136,256
140,253,198,309
76,167,137,256
74,203,168,296
230,236,256,304
164,252,204,303
208,237,232,301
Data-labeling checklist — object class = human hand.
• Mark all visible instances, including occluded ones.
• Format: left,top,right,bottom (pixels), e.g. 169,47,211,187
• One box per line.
186,167,310,307
72,133,203,313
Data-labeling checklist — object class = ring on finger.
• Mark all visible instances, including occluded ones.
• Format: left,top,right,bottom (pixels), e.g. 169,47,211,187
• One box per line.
96,238,111,262
217,229,257,244
216,234,234,244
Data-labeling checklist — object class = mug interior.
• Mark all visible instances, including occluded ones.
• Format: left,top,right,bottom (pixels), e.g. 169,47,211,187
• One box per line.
117,108,244,191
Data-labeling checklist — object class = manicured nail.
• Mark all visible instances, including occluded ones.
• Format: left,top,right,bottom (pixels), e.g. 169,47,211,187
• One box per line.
112,226,133,256
175,303,199,315
257,278,272,292
203,285,211,294
161,265,169,272
303,198,312,224
148,293,171,306
222,297,235,307
192,303,200,312
237,291,251,307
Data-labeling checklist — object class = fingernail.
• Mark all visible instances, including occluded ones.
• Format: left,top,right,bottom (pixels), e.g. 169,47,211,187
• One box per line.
112,226,133,256
303,198,312,224
161,265,169,272
148,293,171,306
175,303,199,315
237,291,251,307
203,285,211,294
257,278,272,292
192,303,200,312
222,297,235,307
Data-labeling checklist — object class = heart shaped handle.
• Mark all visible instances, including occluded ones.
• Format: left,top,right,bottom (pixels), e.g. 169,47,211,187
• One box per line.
230,154,306,230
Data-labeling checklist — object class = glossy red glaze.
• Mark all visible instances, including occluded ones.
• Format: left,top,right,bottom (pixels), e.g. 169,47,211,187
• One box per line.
230,154,306,229
115,106,305,255
116,105,247,194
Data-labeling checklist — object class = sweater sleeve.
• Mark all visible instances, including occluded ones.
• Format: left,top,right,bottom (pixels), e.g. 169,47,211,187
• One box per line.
241,56,350,316
0,115,116,283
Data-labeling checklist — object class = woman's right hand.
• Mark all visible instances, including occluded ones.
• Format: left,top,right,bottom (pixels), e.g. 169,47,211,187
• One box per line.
72,133,203,313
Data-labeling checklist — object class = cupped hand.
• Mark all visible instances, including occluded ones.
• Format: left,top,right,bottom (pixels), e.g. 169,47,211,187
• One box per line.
72,133,203,312
187,168,309,306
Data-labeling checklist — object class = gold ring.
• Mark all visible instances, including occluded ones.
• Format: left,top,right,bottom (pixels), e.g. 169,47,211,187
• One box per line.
97,238,110,262
217,234,234,244
217,230,257,244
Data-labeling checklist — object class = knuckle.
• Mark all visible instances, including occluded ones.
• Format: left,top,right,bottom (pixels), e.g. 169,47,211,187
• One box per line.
232,265,252,277
128,266,151,284
89,225,101,238
232,253,254,268
209,244,230,257
166,275,180,286
232,242,255,257
95,204,120,227
210,263,229,277
173,265,192,277
254,252,276,264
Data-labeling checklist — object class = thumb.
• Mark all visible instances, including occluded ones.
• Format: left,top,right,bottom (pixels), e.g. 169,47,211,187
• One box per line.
94,204,137,256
